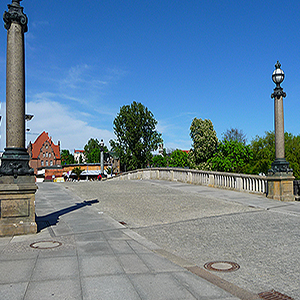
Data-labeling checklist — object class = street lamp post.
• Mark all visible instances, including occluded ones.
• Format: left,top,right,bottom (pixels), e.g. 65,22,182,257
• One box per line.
100,139,104,175
0,0,37,236
267,61,294,201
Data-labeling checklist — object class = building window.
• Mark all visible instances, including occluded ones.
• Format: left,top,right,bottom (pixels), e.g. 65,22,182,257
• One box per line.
50,160,53,166
43,153,45,157
46,160,48,166
49,153,51,158
41,160,44,166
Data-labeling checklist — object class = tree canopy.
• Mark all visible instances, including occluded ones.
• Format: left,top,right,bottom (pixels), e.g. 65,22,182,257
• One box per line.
152,155,168,167
169,150,189,168
84,138,108,163
246,131,300,179
61,149,75,165
189,118,218,168
222,128,247,145
208,140,253,173
110,101,162,171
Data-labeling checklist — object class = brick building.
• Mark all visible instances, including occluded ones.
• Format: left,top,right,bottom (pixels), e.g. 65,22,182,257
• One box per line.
27,131,61,174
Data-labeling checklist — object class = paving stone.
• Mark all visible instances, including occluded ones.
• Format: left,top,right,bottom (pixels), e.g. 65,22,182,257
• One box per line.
129,273,197,300
0,282,28,300
79,255,124,276
75,232,106,242
82,275,141,300
172,271,239,299
0,259,36,284
118,254,151,274
138,253,184,273
31,256,79,281
24,278,82,300
76,241,113,256
108,240,135,254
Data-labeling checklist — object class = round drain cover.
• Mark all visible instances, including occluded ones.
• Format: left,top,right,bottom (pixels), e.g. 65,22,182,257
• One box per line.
204,261,240,272
30,241,62,249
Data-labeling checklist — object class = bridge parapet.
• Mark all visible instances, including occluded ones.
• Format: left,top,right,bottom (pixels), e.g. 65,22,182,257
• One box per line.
113,168,267,195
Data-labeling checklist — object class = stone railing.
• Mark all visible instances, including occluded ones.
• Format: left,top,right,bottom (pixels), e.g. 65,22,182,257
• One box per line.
113,168,268,195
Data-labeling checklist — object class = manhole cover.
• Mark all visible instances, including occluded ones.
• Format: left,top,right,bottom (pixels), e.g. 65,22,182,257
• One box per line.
204,261,240,272
30,241,62,249
258,290,294,300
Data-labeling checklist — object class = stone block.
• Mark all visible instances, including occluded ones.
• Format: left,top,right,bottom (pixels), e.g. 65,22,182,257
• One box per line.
267,173,295,201
0,175,37,236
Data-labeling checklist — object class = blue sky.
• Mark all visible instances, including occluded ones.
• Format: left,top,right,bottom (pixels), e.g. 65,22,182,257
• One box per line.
1,0,300,152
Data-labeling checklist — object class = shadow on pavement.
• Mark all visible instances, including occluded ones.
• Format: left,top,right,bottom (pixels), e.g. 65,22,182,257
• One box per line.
35,199,99,232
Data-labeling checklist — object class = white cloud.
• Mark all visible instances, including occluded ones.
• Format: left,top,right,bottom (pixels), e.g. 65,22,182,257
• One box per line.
26,99,115,151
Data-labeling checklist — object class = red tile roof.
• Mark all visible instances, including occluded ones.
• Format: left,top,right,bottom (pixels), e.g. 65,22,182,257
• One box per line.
74,150,85,153
31,131,60,160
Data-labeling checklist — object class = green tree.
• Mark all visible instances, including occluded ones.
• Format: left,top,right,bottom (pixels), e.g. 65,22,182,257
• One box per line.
285,133,300,179
247,131,300,179
169,150,189,168
246,131,275,175
189,118,218,169
222,128,247,145
84,138,108,163
152,155,168,167
208,140,253,173
110,101,162,171
72,166,83,180
61,149,75,165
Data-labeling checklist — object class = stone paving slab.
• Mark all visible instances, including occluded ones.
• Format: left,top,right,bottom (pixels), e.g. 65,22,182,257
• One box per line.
63,179,299,300
0,182,244,300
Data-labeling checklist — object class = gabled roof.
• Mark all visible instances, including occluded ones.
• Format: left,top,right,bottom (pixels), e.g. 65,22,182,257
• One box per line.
31,131,60,159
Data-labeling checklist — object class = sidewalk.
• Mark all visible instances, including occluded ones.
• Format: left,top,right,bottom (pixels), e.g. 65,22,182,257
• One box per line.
0,182,254,300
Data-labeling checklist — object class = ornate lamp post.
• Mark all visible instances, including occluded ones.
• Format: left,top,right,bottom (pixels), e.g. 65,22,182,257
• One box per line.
100,139,104,175
267,61,294,201
1,0,32,176
0,0,37,236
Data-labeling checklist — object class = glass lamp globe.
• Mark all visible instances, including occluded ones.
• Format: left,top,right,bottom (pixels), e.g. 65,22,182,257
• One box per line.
272,61,285,85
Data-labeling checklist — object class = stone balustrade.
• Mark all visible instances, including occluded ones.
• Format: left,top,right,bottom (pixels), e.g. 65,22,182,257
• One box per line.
113,168,268,195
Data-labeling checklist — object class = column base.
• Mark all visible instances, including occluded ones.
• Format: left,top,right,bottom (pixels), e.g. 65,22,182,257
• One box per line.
0,175,37,237
267,172,295,202
0,147,34,177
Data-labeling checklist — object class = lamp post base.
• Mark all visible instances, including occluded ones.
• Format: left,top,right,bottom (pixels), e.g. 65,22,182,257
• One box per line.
0,148,34,177
0,175,37,236
267,172,295,202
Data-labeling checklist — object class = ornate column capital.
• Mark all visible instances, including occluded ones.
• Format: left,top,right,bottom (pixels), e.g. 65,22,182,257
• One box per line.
271,87,286,100
3,0,28,33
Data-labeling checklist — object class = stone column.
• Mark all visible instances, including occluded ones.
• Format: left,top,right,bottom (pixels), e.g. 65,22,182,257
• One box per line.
267,61,294,201
0,0,33,177
6,21,26,148
274,96,285,159
0,0,37,236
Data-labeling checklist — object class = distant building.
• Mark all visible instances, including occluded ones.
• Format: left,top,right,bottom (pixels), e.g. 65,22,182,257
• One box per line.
27,131,61,174
74,149,86,163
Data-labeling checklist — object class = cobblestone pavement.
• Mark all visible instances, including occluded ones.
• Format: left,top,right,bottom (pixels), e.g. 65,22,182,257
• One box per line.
63,179,300,299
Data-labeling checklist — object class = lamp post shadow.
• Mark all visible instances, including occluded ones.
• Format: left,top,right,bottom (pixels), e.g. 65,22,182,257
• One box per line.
35,199,99,232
